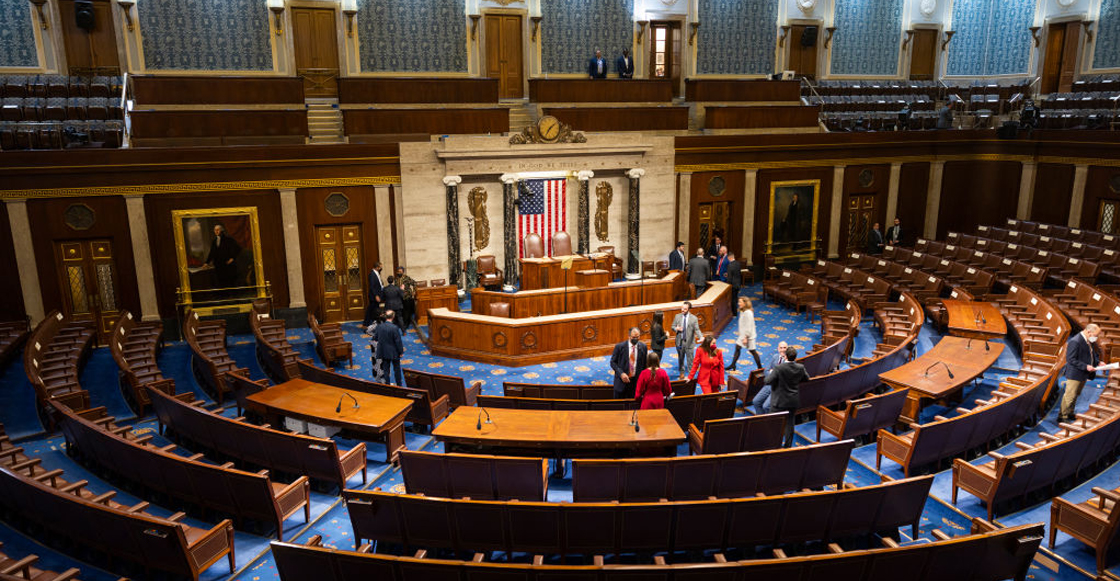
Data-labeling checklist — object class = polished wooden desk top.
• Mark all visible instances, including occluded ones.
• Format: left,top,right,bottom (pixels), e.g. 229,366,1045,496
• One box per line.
940,300,1007,338
432,407,686,449
245,378,414,433
879,336,1004,399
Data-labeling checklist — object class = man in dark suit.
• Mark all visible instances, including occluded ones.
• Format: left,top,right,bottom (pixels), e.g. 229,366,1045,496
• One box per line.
381,276,407,333
615,48,634,79
1059,323,1102,422
686,248,710,299
363,262,384,330
374,310,405,385
714,245,729,281
588,50,608,79
205,224,241,289
765,346,810,447
668,241,686,272
867,222,884,254
724,252,742,312
752,341,787,414
610,326,647,398
706,235,722,274
886,218,903,246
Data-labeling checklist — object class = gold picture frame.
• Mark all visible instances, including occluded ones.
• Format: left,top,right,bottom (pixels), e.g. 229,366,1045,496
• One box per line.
172,207,267,314
767,179,821,261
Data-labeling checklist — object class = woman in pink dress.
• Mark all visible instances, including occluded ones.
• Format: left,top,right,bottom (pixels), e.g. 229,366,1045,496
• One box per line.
635,351,672,409
689,335,727,394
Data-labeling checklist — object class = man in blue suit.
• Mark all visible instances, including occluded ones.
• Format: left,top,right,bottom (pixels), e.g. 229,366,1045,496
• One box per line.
668,241,686,272
615,49,634,79
363,262,384,329
752,341,787,415
610,327,647,398
374,310,405,385
588,50,608,79
1059,323,1102,422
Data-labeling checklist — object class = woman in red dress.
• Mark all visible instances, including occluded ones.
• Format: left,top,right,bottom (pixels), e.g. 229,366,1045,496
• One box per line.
688,335,726,394
635,351,672,409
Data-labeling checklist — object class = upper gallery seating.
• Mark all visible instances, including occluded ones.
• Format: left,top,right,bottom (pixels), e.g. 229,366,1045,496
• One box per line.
0,75,124,150
184,310,247,404
23,311,95,427
273,518,1044,580
1039,74,1120,129
148,387,368,492
53,401,311,541
109,310,174,415
0,423,235,580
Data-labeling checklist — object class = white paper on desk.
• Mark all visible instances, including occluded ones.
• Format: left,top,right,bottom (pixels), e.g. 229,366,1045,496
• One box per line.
1098,362,1120,371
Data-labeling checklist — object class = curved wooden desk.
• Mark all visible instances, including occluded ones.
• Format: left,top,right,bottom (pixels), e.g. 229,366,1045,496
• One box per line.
432,407,686,459
940,299,1007,339
879,336,1004,424
428,282,733,366
471,272,688,318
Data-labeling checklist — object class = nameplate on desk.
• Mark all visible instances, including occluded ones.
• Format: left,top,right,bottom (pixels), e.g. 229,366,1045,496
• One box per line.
1093,293,1102,301
561,257,574,270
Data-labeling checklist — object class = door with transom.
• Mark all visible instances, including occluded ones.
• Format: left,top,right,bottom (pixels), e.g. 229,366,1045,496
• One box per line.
697,202,731,258
649,21,682,94
316,225,365,322
908,29,938,80
55,240,121,343
485,14,524,99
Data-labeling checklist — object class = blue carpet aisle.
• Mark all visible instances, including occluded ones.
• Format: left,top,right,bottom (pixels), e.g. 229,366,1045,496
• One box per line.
0,283,1096,579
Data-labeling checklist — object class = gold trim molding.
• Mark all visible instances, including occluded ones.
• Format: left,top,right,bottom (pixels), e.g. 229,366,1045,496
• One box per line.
0,176,402,200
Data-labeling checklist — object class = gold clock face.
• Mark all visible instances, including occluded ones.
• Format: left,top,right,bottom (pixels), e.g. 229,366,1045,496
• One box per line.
537,116,561,141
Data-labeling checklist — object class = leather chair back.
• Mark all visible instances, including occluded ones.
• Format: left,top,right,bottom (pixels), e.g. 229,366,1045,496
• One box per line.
478,255,497,273
430,279,446,287
524,233,545,258
552,231,573,257
489,302,511,318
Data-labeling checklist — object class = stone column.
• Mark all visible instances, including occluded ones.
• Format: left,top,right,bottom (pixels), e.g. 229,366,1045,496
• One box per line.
677,172,692,248
500,173,519,287
576,170,594,254
5,199,44,324
277,188,306,309
1069,164,1089,228
828,165,845,259
443,176,463,286
742,169,758,266
885,163,902,222
1016,162,1037,220
392,184,406,269
374,185,395,270
924,161,945,239
627,168,645,274
123,195,161,321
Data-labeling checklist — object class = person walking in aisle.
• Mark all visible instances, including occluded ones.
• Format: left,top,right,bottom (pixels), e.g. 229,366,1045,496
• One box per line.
688,335,726,394
672,301,702,379
635,352,672,409
752,341,787,415
649,310,668,363
729,296,763,371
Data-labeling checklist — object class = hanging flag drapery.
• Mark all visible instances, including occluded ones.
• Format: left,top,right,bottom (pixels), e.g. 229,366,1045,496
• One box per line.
518,178,567,257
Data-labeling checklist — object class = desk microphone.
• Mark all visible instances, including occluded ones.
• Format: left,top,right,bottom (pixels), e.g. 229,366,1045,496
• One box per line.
476,406,492,431
629,408,641,432
924,361,954,379
335,392,360,413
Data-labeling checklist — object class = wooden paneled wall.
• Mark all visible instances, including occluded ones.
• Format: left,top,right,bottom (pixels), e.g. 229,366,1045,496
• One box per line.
937,161,1022,239
688,171,746,257
144,191,289,318
1083,166,1120,230
343,109,509,136
684,80,802,102
894,163,931,245
704,106,820,129
338,78,500,103
544,107,690,132
129,110,309,146
529,79,674,102
295,186,381,321
1031,163,1075,225
0,203,26,322
130,76,306,105
26,196,140,318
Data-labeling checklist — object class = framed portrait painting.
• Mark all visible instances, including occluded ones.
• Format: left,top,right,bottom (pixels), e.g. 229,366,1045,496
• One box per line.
172,207,266,312
767,180,821,260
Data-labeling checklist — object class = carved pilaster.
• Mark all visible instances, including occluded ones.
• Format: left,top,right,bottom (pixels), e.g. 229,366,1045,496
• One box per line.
577,170,594,254
627,168,645,274
443,176,462,286
501,174,519,287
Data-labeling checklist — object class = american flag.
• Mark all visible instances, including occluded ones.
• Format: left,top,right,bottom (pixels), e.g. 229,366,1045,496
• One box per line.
519,178,567,257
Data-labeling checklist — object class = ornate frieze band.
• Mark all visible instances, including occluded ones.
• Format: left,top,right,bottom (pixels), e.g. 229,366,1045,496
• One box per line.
0,175,403,200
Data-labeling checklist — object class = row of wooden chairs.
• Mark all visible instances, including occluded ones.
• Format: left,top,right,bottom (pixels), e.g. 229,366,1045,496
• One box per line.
800,261,893,312
297,361,449,430
982,223,1120,283
272,518,1044,581
0,424,234,581
23,311,95,427
761,269,827,313
403,367,481,408
308,313,353,369
0,320,29,368
250,304,303,383
947,231,1103,286
343,475,933,557
0,542,119,581
572,439,855,502
1002,219,1120,249
845,252,959,331
480,391,737,435
184,310,246,403
503,378,702,400
399,450,548,501
109,310,174,415
909,240,1046,290
687,412,786,455
1041,277,1120,358
147,386,367,492
52,401,311,541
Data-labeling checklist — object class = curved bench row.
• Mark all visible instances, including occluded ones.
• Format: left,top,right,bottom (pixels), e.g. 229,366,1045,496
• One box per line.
23,311,94,426
0,319,29,368
911,239,1046,290
308,313,352,369
949,231,1102,285
185,310,246,404
343,475,933,557
272,519,1043,581
109,310,173,415
250,308,303,383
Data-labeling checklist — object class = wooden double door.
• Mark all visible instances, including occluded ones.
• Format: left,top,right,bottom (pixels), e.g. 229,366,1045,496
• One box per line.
485,14,524,99
55,239,121,343
846,195,877,253
1042,22,1082,94
316,225,366,323
292,7,341,98
787,25,818,78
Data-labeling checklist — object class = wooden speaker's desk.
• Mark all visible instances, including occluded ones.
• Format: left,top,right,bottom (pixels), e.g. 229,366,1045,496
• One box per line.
244,378,413,462
432,407,685,458
429,282,733,366
416,284,458,325
879,336,1004,424
470,272,686,318
520,254,610,290
939,299,1007,340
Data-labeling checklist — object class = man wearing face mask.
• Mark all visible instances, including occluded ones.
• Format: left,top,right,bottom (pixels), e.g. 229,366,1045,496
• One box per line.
1059,323,1102,423
611,327,648,399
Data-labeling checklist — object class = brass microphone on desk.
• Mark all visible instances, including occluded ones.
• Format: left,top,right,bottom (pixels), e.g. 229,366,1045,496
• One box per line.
335,392,360,413
476,406,492,431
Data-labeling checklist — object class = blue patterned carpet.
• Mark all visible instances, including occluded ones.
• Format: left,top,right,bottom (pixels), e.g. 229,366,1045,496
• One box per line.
0,283,1105,580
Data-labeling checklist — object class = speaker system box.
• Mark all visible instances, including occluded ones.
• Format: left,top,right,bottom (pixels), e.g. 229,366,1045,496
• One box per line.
75,0,95,31
801,26,818,47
